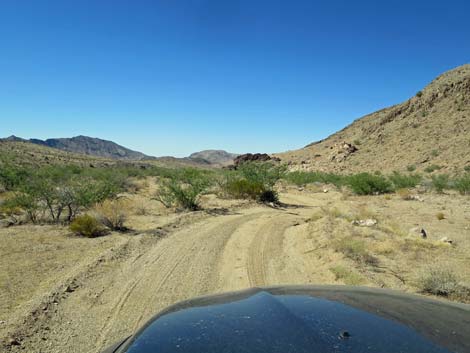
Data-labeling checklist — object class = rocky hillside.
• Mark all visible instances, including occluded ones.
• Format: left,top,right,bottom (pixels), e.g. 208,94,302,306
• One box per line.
188,150,239,166
2,135,147,160
277,64,470,174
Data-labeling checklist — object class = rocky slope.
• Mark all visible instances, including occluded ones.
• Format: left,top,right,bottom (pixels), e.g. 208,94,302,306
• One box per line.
2,135,147,160
277,64,470,174
188,150,239,166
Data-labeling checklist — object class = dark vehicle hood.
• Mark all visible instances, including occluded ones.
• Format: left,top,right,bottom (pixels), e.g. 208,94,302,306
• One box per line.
108,285,470,353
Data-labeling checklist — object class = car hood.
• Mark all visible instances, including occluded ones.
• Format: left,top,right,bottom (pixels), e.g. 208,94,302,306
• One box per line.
110,285,470,353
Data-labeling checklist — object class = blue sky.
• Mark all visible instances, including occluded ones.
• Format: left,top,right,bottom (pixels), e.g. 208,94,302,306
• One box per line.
1,1,469,157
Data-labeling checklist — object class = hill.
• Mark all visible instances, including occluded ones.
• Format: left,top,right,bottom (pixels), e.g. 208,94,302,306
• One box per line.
1,135,148,160
188,150,239,166
277,64,470,174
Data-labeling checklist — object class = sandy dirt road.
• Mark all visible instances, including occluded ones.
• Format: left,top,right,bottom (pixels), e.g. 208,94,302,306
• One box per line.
3,192,332,353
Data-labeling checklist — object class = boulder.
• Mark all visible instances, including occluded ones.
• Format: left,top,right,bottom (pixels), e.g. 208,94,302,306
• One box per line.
352,219,377,227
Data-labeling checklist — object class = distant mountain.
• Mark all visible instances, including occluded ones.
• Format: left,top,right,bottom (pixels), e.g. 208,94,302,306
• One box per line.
277,64,470,174
1,135,147,160
188,150,239,166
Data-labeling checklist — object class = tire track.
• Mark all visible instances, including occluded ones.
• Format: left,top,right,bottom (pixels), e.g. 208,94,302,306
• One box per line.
246,215,301,287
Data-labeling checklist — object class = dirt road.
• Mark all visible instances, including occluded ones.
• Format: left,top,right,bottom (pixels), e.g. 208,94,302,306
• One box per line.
4,187,469,353
4,192,330,353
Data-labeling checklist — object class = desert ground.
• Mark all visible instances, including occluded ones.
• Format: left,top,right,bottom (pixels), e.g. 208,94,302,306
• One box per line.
1,178,469,353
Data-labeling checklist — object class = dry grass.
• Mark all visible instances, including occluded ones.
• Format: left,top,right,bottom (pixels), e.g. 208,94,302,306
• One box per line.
332,237,379,266
397,188,413,200
330,265,365,285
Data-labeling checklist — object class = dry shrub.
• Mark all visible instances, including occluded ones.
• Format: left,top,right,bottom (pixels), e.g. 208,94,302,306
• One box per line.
436,212,445,220
94,198,130,231
417,266,470,301
133,201,149,215
397,188,413,200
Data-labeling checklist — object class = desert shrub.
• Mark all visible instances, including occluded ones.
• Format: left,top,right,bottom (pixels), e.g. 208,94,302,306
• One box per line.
424,164,442,173
70,214,105,237
284,171,345,187
417,268,461,297
436,212,445,220
346,173,393,195
388,172,422,189
416,91,423,97
454,174,470,195
406,165,416,172
155,174,210,211
223,178,265,200
0,164,30,191
94,199,130,231
431,174,449,193
238,162,285,188
2,193,42,223
332,237,378,266
221,163,284,203
330,265,365,285
258,189,279,203
464,166,470,172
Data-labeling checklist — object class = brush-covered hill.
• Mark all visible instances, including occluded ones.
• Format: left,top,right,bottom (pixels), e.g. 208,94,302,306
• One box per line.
277,64,470,174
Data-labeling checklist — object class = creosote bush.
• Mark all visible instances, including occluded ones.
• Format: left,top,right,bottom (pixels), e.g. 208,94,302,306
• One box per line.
220,162,284,203
388,172,422,189
417,267,461,297
70,214,105,237
155,168,212,211
454,174,470,195
431,174,449,193
347,173,393,195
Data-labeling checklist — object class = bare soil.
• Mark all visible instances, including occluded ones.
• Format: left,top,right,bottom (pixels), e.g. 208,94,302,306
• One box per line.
1,184,469,352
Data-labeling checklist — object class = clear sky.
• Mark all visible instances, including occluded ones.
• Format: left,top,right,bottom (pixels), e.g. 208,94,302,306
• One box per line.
1,1,469,157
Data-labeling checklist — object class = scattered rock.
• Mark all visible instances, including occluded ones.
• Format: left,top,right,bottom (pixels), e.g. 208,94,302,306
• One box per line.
323,189,329,193
0,219,15,228
409,227,427,239
8,338,21,346
231,153,280,168
440,237,453,245
64,285,75,293
352,219,377,227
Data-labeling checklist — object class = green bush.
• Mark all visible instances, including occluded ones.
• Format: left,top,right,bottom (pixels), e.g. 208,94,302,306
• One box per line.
464,166,470,173
223,178,265,200
424,164,442,173
155,172,210,211
220,163,284,203
388,172,422,189
347,173,393,195
283,171,345,187
454,174,470,195
431,174,449,193
70,214,105,237
406,165,417,172
416,91,423,97
238,162,285,188
258,189,279,203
